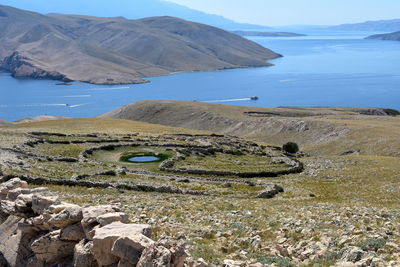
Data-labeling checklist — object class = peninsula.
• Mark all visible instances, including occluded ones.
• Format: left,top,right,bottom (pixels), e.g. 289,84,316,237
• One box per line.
0,5,280,85
366,31,400,41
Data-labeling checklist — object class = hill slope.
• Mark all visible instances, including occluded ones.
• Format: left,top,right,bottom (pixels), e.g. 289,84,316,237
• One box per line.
329,19,400,31
0,0,271,30
0,5,280,84
100,100,400,156
366,31,400,41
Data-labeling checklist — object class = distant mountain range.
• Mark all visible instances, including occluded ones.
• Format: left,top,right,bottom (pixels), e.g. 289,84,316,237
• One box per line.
0,0,271,30
233,31,306,37
329,19,400,31
0,5,280,85
366,31,400,41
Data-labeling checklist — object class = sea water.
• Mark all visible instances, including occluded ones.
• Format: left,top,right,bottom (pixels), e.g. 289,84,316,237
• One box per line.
1,31,399,121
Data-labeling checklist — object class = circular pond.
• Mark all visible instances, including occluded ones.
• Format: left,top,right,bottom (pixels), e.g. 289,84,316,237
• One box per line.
120,151,171,164
128,156,160,163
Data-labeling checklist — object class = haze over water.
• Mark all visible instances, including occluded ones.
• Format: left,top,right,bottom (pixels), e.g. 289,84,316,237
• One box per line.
1,30,400,121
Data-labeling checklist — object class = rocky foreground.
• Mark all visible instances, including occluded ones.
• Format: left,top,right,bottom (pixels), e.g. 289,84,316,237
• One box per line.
0,117,399,266
1,177,400,267
0,178,193,267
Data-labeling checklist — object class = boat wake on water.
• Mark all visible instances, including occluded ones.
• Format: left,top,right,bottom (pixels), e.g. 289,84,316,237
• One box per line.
89,86,130,91
67,103,89,108
203,97,258,103
59,95,92,98
12,103,89,108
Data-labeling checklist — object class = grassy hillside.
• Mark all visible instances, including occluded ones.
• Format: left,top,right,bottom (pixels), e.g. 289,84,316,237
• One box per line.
1,116,399,265
101,100,400,156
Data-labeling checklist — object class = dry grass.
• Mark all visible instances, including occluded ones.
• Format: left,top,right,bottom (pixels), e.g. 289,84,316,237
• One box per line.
6,118,211,135
1,115,400,264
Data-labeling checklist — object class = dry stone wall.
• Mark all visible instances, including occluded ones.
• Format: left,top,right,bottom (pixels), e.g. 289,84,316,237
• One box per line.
0,178,188,267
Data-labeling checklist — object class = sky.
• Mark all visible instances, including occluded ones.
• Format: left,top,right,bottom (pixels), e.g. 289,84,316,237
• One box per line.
167,0,400,26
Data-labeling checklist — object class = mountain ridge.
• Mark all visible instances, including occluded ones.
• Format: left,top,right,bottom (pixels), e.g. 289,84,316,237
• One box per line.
329,19,400,31
0,5,280,84
0,0,271,30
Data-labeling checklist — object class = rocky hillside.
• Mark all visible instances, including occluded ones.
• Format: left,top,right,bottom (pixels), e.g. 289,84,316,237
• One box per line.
0,118,399,266
100,100,400,156
366,31,400,41
0,5,280,84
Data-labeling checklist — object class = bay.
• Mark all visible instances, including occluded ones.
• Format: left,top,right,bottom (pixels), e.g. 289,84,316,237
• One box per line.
1,30,399,121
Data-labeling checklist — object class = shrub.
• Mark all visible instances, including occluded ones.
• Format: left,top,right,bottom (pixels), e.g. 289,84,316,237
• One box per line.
383,108,400,116
282,142,299,154
358,238,386,252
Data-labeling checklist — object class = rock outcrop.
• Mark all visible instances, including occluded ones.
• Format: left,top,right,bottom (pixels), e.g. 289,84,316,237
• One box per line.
0,178,188,267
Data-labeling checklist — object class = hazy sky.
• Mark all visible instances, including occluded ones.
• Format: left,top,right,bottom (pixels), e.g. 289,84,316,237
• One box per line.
167,0,400,26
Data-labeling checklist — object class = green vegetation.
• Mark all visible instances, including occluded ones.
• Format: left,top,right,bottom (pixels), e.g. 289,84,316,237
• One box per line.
383,108,400,116
358,238,387,252
252,255,294,267
174,152,290,173
35,143,84,158
282,142,299,154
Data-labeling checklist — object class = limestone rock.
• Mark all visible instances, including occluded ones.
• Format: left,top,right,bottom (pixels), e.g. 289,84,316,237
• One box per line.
25,213,52,231
223,259,246,267
136,245,171,267
7,187,48,201
341,246,364,263
137,237,187,267
193,258,208,267
31,230,76,263
73,240,97,267
47,202,81,214
32,194,60,215
48,206,83,228
14,193,34,214
92,222,152,266
111,233,154,265
98,212,130,226
60,223,86,241
0,178,28,200
0,252,9,267
0,200,16,216
0,215,34,267
81,205,119,230
84,224,101,241
25,256,46,267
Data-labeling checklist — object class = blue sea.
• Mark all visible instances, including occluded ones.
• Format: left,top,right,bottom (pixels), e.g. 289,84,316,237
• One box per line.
1,31,400,121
